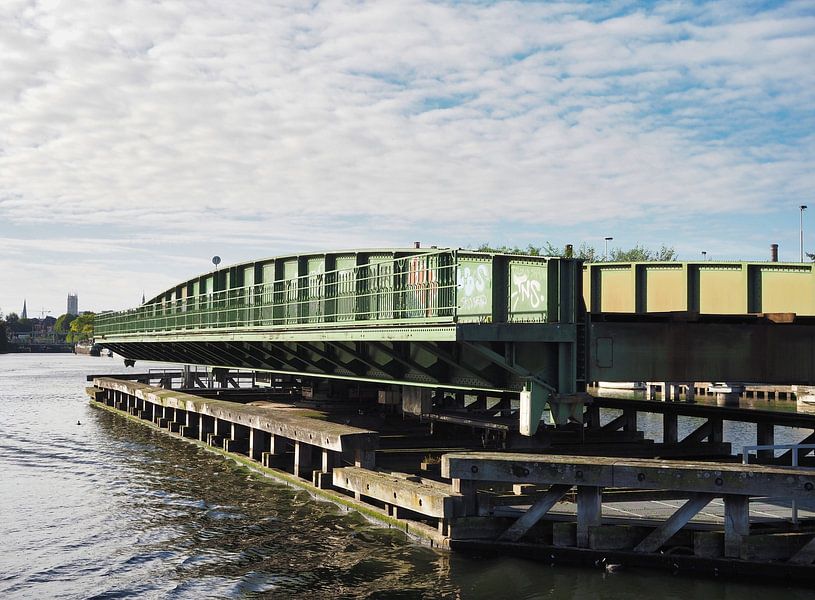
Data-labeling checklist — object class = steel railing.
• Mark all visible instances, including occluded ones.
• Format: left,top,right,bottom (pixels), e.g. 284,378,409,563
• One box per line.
96,250,465,337
742,443,815,526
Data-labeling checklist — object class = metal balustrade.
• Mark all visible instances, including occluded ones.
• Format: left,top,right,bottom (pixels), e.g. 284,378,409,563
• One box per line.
96,250,460,336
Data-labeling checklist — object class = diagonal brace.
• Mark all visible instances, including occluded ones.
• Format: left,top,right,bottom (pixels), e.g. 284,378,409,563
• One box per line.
463,342,557,393
498,484,573,542
634,493,716,553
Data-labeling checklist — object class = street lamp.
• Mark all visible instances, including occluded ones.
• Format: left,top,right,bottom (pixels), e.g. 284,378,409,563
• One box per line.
801,205,808,262
604,237,613,261
701,251,707,261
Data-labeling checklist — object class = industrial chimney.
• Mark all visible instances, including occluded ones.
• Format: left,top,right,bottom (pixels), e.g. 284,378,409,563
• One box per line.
771,244,779,262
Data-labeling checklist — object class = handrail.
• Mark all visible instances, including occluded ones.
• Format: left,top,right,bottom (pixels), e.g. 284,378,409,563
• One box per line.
741,443,815,526
96,250,463,337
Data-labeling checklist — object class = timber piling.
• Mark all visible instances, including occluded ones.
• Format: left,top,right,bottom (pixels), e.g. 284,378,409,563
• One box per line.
88,374,815,583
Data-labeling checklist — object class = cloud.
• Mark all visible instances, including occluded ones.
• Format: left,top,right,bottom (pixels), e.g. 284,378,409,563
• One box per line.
0,0,813,311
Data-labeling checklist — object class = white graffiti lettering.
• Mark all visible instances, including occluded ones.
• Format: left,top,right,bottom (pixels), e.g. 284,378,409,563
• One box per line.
457,264,490,313
511,272,542,311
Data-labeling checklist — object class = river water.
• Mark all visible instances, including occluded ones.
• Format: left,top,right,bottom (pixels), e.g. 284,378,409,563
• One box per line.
0,353,812,599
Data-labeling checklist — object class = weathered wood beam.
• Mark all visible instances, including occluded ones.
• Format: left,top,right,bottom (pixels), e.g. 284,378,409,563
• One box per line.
497,484,573,542
634,493,715,553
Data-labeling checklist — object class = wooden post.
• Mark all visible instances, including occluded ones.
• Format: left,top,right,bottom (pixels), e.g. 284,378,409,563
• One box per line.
757,423,774,462
584,404,600,429
249,428,263,461
663,412,678,444
354,448,376,469
322,449,334,473
710,417,723,443
452,478,478,516
294,442,313,479
576,486,602,548
724,495,749,559
623,409,637,433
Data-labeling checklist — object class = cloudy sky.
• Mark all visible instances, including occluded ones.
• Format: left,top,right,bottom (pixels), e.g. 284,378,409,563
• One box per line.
1,0,814,316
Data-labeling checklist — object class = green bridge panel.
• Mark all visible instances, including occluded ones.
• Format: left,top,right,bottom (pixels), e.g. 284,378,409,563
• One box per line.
96,250,815,420
96,249,578,339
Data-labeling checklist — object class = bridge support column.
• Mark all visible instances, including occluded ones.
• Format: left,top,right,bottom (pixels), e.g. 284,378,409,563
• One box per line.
226,423,249,454
724,495,749,558
685,382,696,403
711,383,744,407
576,486,602,548
520,381,549,435
199,414,215,442
249,428,269,461
294,442,313,479
262,434,288,468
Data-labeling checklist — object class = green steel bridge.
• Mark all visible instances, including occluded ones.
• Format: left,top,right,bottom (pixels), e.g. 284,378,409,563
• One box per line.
95,248,815,435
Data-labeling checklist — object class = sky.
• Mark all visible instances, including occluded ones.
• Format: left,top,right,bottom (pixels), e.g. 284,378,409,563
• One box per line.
1,0,814,316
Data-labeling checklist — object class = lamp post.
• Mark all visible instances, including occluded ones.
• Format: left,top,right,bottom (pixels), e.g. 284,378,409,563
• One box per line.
604,237,613,261
702,251,707,261
801,205,808,262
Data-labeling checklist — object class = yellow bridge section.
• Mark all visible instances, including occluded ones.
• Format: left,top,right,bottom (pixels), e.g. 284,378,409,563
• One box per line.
585,261,815,316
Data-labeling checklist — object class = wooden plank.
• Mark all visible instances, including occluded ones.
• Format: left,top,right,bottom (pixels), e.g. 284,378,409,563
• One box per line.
441,452,615,487
612,461,815,498
444,452,815,499
634,493,715,553
334,467,463,519
93,377,378,452
497,484,572,542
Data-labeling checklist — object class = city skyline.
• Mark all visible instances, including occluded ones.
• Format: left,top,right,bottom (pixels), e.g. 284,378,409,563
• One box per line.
1,1,813,315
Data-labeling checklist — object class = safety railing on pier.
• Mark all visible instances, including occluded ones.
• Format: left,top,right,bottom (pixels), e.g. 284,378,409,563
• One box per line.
742,443,815,526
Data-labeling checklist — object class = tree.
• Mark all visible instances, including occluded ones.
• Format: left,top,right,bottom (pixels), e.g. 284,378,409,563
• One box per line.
474,242,676,262
0,322,6,353
67,312,95,343
609,244,677,262
54,313,77,334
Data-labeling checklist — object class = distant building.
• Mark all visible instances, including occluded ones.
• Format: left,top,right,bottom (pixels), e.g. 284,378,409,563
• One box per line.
67,293,78,316
21,299,27,319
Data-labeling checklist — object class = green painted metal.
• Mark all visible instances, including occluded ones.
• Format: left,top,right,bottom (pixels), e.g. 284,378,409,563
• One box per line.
96,249,579,340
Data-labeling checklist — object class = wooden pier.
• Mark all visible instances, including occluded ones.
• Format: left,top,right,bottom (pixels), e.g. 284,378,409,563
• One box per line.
87,374,815,583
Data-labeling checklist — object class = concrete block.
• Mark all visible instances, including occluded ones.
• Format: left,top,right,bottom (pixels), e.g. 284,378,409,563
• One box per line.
313,470,333,489
553,522,576,547
693,531,723,558
744,532,813,562
588,525,650,551
447,517,512,540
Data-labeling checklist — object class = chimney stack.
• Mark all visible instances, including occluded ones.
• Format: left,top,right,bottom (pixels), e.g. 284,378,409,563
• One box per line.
771,244,779,262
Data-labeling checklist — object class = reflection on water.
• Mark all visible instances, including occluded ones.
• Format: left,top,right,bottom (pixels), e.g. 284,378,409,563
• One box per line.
0,355,812,598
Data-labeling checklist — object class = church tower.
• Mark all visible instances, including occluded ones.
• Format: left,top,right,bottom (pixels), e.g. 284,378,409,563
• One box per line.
21,299,27,319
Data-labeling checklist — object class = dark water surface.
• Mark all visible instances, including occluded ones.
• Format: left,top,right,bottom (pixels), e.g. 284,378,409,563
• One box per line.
1,354,812,599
